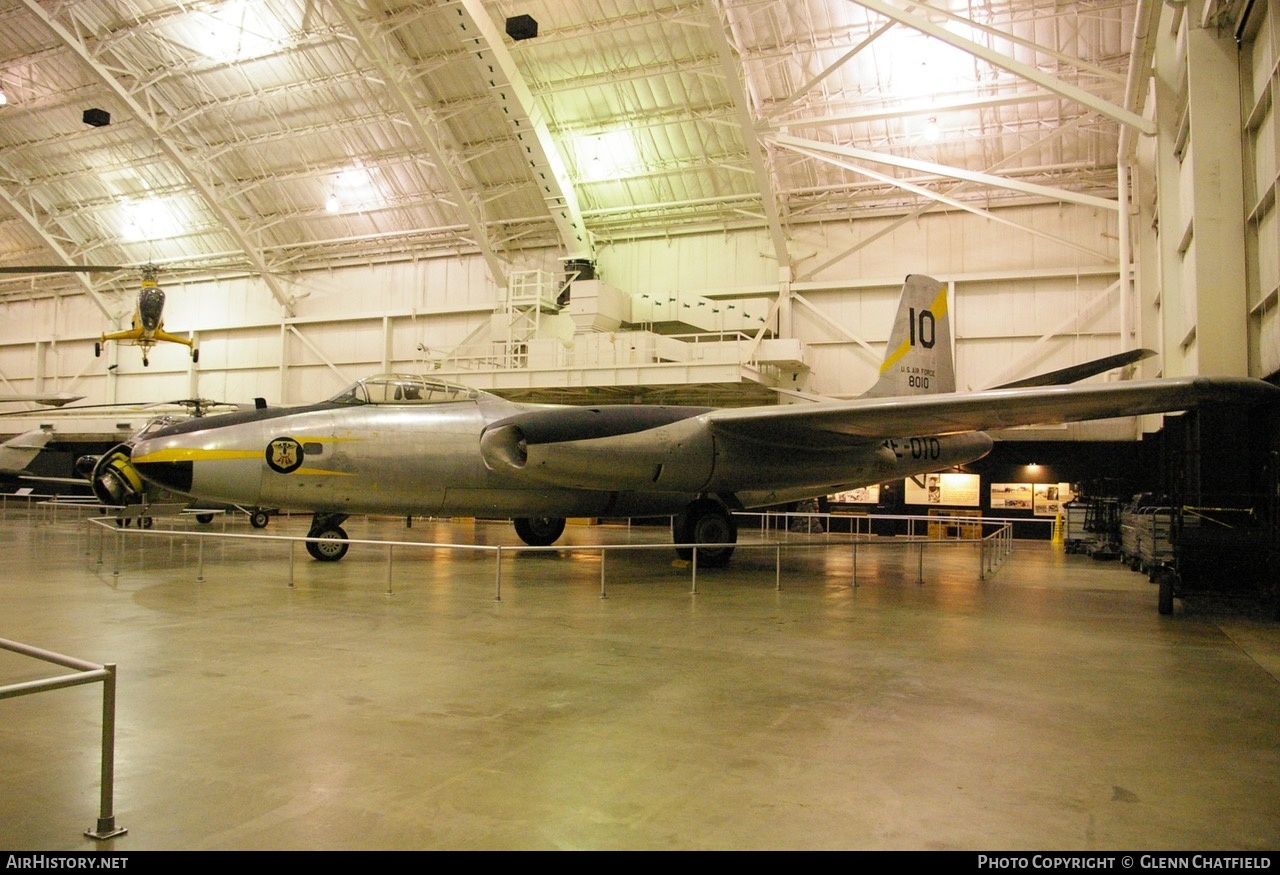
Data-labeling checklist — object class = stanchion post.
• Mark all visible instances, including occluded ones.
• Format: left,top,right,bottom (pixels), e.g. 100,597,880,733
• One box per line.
85,663,126,840
385,544,394,595
599,549,608,599
494,545,502,601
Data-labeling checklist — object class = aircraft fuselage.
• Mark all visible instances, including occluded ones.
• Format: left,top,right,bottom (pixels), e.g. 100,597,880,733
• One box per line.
128,390,993,520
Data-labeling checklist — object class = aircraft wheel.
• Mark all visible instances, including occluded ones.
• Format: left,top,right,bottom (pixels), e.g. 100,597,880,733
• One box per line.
673,500,737,567
1157,571,1176,615
94,342,102,358
141,516,153,529
249,511,270,529
195,513,214,525
514,516,566,546
306,526,349,562
192,348,200,363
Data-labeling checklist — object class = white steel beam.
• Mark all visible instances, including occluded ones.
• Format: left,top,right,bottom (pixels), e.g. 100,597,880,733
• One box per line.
773,133,1119,212
852,0,1156,136
0,179,115,321
455,0,594,261
776,139,1110,259
902,0,1127,85
795,113,1103,282
707,0,791,270
773,89,1067,130
765,21,895,122
332,0,508,287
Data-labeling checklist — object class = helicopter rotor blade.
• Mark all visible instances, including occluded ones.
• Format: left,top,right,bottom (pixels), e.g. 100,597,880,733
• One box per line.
0,265,126,274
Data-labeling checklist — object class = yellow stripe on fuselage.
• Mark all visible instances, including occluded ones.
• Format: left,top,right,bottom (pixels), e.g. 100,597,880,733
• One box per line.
132,446,353,477
133,448,261,464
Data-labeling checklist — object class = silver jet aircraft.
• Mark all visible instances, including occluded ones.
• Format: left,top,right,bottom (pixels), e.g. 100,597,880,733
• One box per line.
95,275,1278,563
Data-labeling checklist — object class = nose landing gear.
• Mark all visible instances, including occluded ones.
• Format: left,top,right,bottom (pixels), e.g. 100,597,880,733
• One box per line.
306,513,350,561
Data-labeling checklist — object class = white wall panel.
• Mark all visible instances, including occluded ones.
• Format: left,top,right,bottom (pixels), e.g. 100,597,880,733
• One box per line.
1,200,1129,434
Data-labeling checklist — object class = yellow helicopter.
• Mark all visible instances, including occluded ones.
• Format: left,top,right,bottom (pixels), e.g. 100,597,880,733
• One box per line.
93,264,198,367
0,263,198,367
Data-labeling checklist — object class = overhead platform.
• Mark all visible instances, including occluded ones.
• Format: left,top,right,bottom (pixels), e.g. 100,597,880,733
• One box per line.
434,361,787,407
430,271,805,407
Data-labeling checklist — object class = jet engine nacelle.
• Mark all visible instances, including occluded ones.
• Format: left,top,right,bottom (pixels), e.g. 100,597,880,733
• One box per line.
480,415,716,492
479,423,528,470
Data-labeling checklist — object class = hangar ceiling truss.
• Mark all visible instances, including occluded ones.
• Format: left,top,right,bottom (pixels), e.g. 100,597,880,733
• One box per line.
15,0,297,315
0,0,1145,302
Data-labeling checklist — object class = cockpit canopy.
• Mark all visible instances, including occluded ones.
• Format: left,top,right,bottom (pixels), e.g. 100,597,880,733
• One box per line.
329,374,482,405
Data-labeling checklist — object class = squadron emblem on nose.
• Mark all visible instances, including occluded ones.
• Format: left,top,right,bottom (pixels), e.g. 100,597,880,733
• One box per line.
266,437,304,474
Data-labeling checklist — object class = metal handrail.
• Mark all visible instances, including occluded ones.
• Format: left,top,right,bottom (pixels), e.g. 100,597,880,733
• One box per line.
87,512,1012,600
0,638,126,841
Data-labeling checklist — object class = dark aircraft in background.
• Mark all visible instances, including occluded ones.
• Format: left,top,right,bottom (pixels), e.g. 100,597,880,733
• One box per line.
82,275,1278,563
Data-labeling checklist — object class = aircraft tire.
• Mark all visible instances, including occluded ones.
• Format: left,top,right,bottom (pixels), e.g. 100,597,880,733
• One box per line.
94,342,102,358
141,516,153,529
195,513,214,524
306,526,349,562
249,511,270,529
673,499,737,567
192,348,200,363
514,516,566,546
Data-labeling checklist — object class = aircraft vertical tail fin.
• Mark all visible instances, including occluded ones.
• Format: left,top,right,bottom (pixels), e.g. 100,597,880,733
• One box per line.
0,429,52,474
860,274,955,398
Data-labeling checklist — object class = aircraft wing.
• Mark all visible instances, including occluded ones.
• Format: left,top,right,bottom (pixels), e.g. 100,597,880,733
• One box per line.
0,392,85,407
702,377,1279,447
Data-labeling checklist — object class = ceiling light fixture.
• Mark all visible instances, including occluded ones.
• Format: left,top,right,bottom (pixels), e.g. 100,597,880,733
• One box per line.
925,117,940,141
325,193,340,214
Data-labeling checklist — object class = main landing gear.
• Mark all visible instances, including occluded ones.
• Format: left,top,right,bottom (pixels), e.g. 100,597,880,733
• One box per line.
509,501,739,566
306,512,350,561
513,516,566,547
673,498,737,567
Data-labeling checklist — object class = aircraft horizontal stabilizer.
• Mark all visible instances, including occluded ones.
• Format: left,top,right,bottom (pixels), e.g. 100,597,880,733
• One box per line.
990,348,1156,390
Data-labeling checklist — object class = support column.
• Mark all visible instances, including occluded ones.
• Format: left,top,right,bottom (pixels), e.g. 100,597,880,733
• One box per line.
1184,19,1247,376
777,266,793,338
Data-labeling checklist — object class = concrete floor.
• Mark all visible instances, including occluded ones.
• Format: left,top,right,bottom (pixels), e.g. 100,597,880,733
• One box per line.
0,506,1277,851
